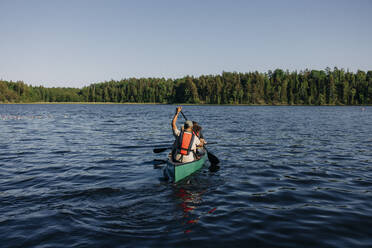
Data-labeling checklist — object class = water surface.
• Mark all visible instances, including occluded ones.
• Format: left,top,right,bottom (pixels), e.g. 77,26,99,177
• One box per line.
1,104,371,247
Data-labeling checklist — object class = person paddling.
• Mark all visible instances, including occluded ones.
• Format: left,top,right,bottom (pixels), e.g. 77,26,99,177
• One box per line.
192,121,207,156
192,121,206,142
172,107,204,163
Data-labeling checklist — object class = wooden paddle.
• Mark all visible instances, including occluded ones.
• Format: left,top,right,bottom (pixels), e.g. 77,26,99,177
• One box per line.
180,111,220,165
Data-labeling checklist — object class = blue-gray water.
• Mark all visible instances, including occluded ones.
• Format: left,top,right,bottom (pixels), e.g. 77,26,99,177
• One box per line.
1,104,371,248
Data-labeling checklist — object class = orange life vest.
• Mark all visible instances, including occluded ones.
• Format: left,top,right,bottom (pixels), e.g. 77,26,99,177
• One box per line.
177,131,195,155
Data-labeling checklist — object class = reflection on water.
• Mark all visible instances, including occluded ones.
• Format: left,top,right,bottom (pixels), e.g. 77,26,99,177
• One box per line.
175,186,217,235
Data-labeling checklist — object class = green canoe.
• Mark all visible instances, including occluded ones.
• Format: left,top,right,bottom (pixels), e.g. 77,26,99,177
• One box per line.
163,149,207,183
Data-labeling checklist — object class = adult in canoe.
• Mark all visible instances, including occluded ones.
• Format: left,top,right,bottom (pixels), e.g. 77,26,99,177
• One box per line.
171,107,204,163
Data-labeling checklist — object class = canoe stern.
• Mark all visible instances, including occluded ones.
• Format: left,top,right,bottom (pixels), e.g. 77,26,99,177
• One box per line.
164,152,207,183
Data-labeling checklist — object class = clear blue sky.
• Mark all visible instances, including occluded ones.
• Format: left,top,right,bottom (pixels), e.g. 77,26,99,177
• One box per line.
0,0,371,88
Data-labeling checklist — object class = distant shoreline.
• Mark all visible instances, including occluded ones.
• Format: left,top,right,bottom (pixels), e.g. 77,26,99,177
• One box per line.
2,69,371,105
1,102,143,104
0,102,370,106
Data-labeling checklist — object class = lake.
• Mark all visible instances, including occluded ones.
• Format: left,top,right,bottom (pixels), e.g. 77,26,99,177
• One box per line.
0,104,371,247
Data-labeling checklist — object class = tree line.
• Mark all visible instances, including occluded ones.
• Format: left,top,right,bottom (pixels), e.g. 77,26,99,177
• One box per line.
1,68,372,105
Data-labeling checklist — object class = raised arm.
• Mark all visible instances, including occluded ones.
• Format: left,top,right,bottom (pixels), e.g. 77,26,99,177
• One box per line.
172,107,182,131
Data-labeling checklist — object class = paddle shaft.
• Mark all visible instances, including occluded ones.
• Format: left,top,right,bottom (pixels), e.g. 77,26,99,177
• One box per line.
180,111,188,121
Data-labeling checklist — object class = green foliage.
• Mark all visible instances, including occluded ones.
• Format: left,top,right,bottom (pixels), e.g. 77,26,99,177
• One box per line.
1,69,372,105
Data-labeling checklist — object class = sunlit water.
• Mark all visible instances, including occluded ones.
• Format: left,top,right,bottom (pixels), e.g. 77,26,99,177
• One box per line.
0,104,371,248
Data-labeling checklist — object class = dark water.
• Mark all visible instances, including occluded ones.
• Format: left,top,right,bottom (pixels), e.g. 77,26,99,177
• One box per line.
1,104,371,248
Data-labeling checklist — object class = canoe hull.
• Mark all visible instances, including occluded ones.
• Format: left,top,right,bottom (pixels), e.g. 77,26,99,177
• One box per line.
164,150,207,183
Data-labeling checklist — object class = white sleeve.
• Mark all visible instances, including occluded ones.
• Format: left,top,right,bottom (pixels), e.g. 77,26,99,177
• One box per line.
173,127,180,137
194,135,200,147
195,135,200,145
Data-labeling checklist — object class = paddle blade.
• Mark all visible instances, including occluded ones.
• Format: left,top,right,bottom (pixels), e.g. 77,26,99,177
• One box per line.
153,147,170,153
209,164,220,172
207,150,220,164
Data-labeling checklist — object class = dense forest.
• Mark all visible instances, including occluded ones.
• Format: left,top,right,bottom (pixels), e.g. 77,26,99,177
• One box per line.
1,68,372,105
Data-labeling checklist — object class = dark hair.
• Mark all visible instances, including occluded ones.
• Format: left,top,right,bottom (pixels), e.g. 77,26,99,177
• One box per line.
192,122,202,134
